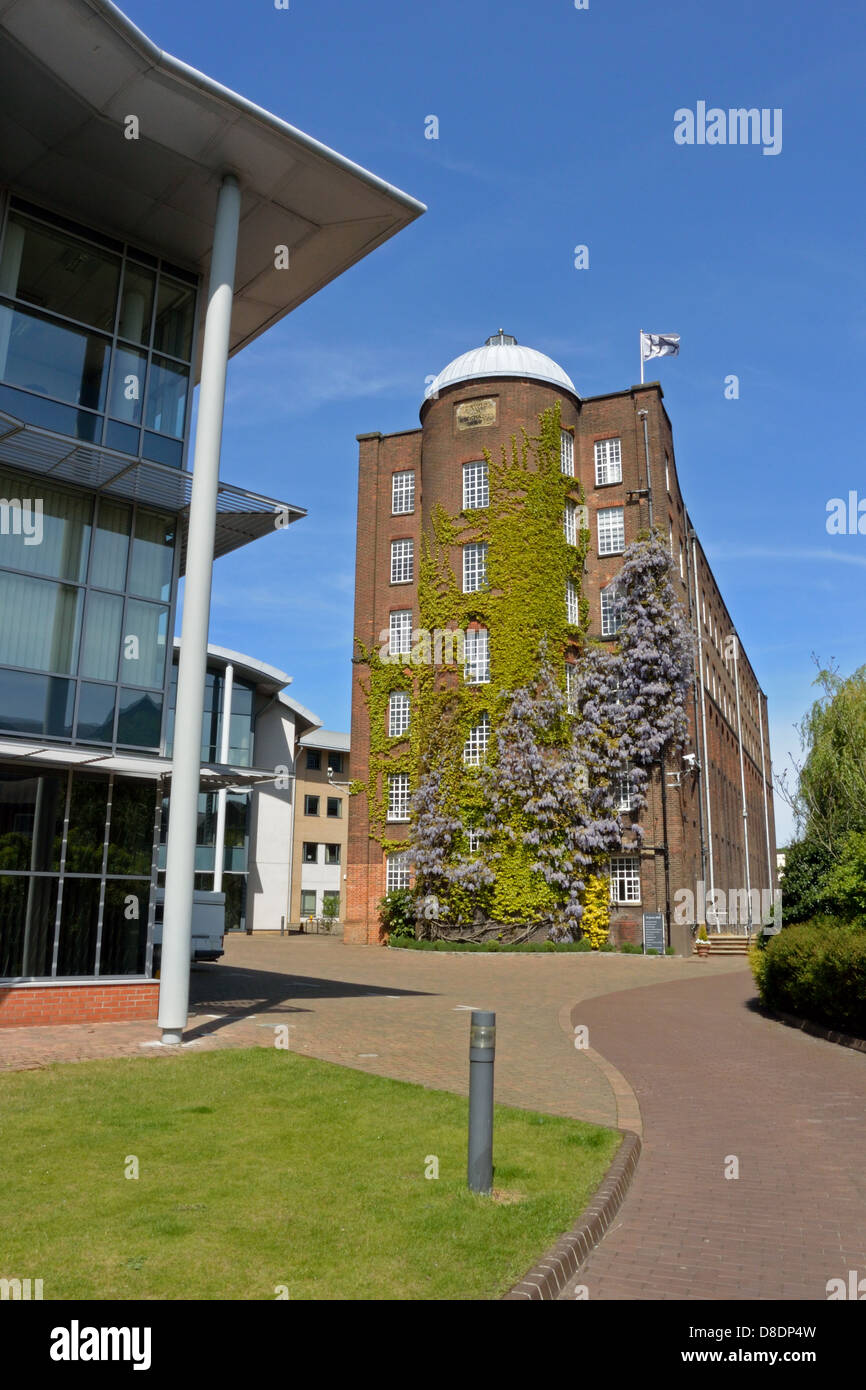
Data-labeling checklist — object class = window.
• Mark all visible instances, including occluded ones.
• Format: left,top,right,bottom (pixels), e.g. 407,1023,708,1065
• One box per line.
594,438,622,486
322,890,340,918
389,610,412,657
564,500,578,546
463,713,490,766
304,795,319,816
566,579,579,626
327,751,343,774
665,452,671,493
302,842,318,864
306,749,321,771
679,547,684,580
388,773,410,822
616,767,636,812
388,691,411,738
464,628,490,684
390,539,414,584
560,429,574,476
601,580,624,637
392,470,415,515
597,507,625,555
300,889,317,917
463,461,489,509
566,663,577,714
463,542,488,593
387,851,411,890
326,797,342,818
610,856,641,903
325,844,341,865
467,828,482,853
668,519,674,553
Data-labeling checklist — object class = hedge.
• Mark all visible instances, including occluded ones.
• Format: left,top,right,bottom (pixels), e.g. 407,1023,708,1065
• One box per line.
751,918,866,1037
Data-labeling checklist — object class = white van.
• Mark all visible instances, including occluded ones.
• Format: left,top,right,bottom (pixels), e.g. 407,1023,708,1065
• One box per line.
152,888,225,970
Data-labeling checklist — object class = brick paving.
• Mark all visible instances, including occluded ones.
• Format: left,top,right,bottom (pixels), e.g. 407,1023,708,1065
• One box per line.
560,969,866,1301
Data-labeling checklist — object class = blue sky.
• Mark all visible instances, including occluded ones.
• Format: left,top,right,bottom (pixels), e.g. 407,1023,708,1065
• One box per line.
125,0,866,845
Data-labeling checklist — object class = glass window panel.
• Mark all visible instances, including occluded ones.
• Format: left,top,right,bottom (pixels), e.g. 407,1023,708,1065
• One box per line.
0,874,58,978
222,874,246,932
231,683,254,716
228,713,252,767
196,793,218,849
144,356,188,438
129,512,175,602
107,345,146,424
0,670,73,738
107,778,155,875
0,768,65,872
0,572,82,674
0,382,101,442
99,879,149,976
65,774,108,873
104,419,140,456
117,263,155,345
0,470,91,582
300,890,316,917
116,688,162,748
141,432,183,468
1,213,120,331
122,600,169,689
80,591,123,681
0,302,110,411
56,876,100,976
76,682,115,745
153,277,195,360
90,500,131,591
194,845,216,873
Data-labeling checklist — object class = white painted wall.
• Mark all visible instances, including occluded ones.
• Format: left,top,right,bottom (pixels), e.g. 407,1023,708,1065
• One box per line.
246,702,296,931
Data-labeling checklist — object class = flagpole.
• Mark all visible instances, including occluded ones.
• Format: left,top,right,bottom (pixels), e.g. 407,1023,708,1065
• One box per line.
639,331,644,385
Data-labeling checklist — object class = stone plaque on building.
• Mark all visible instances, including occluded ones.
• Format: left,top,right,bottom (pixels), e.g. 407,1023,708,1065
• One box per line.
455,397,497,430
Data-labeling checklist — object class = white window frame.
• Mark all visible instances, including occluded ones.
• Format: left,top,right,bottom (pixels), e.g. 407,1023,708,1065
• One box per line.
463,541,488,594
597,506,624,556
594,437,622,486
665,453,671,493
387,772,410,823
615,765,636,812
467,828,482,854
390,538,414,584
566,663,577,715
564,499,578,546
391,470,415,515
463,713,490,766
464,628,490,684
388,691,411,738
463,460,489,509
560,429,574,477
610,855,641,904
386,850,411,890
389,609,412,657
601,579,624,637
566,578,579,625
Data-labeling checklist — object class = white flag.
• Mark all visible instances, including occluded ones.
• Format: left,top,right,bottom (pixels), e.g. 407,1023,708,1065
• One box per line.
641,332,680,362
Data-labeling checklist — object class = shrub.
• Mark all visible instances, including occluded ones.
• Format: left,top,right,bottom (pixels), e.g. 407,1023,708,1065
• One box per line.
378,889,416,940
619,942,643,954
752,918,866,1037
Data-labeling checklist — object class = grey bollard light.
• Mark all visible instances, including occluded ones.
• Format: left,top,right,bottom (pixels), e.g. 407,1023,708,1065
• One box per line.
468,1010,496,1194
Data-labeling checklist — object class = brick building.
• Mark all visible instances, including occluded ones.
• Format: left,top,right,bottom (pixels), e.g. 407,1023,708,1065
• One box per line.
346,333,776,949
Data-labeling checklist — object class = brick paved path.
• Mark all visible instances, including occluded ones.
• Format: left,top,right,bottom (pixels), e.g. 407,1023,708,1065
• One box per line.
560,969,866,1301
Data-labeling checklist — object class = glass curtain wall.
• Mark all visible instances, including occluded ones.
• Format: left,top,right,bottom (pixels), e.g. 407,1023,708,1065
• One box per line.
0,200,197,468
0,466,175,750
0,764,158,979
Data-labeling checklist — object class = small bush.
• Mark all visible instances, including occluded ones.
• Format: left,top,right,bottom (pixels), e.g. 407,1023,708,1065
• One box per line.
752,918,866,1037
378,889,416,940
620,942,643,954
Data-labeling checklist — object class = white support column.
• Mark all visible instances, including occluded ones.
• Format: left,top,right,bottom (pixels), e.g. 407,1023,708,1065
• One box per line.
159,174,241,1045
213,662,234,894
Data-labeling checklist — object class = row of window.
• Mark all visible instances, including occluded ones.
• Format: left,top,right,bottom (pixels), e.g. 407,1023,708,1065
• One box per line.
305,749,344,774
301,842,342,865
386,851,642,902
302,795,342,818
384,760,636,819
390,436,624,517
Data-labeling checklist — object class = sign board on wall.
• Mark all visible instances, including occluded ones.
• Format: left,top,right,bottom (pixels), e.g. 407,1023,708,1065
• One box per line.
455,397,497,430
642,912,665,955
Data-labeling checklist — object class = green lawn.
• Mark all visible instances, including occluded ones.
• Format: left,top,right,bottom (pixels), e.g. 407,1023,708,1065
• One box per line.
0,1048,619,1300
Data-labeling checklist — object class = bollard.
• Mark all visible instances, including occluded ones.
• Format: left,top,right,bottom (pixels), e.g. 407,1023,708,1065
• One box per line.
468,1010,496,1194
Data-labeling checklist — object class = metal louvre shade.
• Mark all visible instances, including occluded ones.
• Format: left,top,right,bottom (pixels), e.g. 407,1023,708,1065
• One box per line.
0,408,304,569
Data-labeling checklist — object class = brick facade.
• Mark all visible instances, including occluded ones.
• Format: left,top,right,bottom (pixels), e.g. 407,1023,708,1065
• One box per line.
346,362,776,947
0,981,160,1027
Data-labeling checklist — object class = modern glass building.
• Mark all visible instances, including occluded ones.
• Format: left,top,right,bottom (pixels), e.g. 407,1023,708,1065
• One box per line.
0,0,423,1027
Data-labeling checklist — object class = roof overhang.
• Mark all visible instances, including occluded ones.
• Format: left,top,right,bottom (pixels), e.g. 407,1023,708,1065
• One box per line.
0,739,285,790
0,407,304,569
0,0,426,379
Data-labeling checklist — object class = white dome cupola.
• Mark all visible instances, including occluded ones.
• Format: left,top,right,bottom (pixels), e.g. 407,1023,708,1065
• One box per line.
425,331,577,400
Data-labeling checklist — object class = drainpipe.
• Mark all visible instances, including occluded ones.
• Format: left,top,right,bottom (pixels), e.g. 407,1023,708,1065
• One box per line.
685,531,708,906
691,536,715,912
732,638,752,933
757,693,774,892
637,408,654,533
159,174,241,1046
